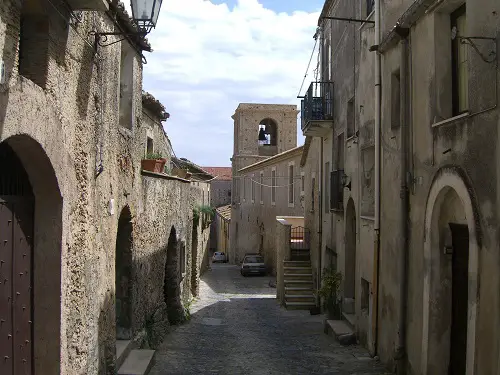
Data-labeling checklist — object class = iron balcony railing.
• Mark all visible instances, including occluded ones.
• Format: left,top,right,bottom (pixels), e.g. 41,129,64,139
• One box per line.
301,81,334,131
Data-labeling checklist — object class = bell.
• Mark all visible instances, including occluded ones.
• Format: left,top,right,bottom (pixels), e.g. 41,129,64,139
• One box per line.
258,128,267,141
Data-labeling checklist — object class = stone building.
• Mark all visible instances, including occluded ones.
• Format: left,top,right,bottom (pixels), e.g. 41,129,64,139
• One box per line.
302,0,500,374
214,204,231,257
234,145,305,271
229,103,299,264
202,166,232,252
0,2,210,374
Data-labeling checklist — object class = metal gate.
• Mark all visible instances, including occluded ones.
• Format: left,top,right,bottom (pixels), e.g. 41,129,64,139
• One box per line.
0,143,34,375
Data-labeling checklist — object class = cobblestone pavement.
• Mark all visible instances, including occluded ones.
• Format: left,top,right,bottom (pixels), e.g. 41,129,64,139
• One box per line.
149,263,389,375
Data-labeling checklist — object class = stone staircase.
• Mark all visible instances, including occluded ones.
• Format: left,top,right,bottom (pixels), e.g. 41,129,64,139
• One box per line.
116,340,155,375
283,258,316,310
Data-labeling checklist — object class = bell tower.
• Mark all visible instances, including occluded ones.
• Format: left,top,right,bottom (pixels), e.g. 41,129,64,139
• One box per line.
229,103,299,263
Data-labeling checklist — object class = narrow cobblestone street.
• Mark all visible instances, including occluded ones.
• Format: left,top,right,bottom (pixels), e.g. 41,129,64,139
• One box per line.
149,263,388,375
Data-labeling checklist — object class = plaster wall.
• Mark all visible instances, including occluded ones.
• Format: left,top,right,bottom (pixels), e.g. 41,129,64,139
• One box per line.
0,4,209,374
376,0,500,373
232,152,304,272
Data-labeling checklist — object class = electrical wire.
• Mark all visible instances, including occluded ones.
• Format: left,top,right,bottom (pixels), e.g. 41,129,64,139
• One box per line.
297,35,319,97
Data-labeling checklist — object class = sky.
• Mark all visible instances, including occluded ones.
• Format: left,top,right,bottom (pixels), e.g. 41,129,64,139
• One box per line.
127,0,324,166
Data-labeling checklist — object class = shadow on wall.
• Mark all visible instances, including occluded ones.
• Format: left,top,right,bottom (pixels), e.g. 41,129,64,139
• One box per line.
77,39,95,118
0,16,19,136
98,291,116,375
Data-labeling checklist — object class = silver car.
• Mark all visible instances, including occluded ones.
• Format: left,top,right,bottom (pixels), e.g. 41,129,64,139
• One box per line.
240,254,267,276
212,251,227,263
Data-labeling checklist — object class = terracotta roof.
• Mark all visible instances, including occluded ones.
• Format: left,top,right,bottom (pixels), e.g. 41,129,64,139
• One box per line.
216,205,231,221
202,167,232,181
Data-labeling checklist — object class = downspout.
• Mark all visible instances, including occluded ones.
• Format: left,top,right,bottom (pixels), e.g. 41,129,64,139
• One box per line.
371,0,382,357
318,138,324,301
395,35,410,374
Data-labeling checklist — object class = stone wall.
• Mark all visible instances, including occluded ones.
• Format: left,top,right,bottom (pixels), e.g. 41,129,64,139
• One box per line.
0,3,209,374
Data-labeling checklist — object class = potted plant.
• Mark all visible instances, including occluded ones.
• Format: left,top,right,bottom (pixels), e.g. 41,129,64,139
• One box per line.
141,152,166,173
317,267,343,319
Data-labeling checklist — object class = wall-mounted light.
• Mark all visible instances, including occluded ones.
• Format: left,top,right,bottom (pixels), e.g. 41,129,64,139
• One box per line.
92,0,163,49
341,173,352,191
451,26,497,63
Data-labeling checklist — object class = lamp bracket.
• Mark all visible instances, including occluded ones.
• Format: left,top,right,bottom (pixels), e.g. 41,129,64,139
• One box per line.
90,31,148,64
457,36,497,64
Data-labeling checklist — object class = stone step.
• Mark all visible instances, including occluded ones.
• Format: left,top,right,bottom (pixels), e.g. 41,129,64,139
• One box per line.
116,340,135,371
283,266,312,274
284,273,313,281
342,312,356,329
285,294,315,303
284,287,314,295
118,349,155,375
283,260,311,267
324,319,356,346
285,301,316,310
284,280,313,288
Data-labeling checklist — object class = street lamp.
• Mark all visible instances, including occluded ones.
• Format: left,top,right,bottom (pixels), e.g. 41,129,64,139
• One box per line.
131,0,163,34
92,0,164,50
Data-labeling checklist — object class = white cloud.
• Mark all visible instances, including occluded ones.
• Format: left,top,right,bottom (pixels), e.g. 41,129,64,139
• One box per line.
128,0,320,166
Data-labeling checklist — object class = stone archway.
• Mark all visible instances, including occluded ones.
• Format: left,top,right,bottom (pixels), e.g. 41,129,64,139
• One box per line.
115,207,133,340
422,167,479,375
0,136,62,375
164,227,184,324
344,198,357,316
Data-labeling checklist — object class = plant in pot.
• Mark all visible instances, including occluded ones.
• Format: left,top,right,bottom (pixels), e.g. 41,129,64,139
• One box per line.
141,152,166,173
316,267,343,319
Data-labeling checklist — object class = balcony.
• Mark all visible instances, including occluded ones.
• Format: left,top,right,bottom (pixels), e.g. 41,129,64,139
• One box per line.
300,81,334,137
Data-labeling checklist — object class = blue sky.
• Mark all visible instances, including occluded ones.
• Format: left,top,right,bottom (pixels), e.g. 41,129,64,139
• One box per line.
128,0,323,166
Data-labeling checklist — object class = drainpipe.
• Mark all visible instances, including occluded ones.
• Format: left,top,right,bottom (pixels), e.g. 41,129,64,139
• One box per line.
318,137,324,303
395,34,410,374
371,0,382,357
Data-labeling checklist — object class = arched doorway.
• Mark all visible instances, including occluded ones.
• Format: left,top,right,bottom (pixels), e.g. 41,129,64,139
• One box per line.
115,207,133,339
0,136,62,375
344,199,356,315
164,227,183,324
422,168,479,375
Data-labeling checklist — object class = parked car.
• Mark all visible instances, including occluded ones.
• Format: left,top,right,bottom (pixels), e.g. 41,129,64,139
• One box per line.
240,254,266,276
212,252,227,263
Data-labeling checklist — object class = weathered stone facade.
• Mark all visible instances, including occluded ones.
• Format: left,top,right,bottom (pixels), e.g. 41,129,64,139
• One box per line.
305,0,500,373
0,2,209,374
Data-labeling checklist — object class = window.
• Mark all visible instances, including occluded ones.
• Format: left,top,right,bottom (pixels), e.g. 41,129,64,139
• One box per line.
391,69,401,129
271,168,276,205
259,171,264,204
146,137,154,155
324,162,330,213
288,163,294,206
300,172,305,196
19,1,51,88
119,42,134,130
251,174,255,203
347,97,355,138
451,5,468,115
366,0,375,17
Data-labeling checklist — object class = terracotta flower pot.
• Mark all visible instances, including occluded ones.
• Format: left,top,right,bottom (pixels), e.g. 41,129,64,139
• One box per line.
141,158,166,173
